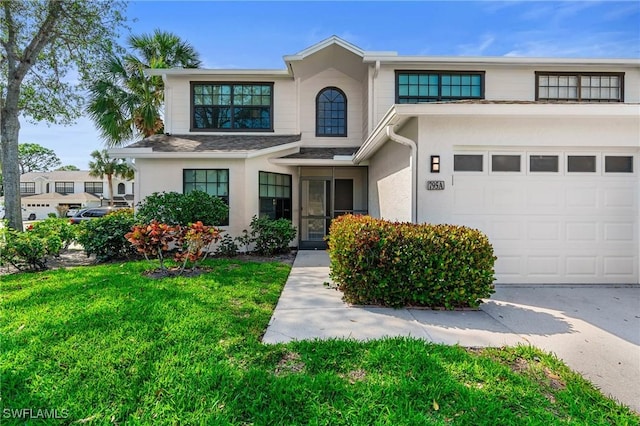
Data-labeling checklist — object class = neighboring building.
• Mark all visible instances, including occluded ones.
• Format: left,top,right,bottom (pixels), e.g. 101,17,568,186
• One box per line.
110,36,639,285
20,170,134,218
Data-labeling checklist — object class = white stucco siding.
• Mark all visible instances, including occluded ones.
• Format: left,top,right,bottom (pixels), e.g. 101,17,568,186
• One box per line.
163,76,298,135
134,158,246,236
372,65,640,125
133,157,299,243
298,68,363,146
413,114,639,284
242,156,300,238
367,140,412,222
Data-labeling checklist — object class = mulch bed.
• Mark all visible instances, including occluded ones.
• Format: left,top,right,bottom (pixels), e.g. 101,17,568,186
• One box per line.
1,249,297,276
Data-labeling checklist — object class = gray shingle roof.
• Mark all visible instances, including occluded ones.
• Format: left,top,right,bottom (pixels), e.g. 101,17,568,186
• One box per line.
278,147,359,159
124,133,302,152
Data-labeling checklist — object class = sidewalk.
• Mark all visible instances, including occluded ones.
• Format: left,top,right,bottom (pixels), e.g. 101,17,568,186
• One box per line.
263,250,640,413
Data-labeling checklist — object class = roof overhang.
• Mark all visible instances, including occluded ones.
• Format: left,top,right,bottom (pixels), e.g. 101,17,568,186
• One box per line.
145,68,292,78
354,102,640,163
109,141,302,160
362,55,640,67
270,156,355,166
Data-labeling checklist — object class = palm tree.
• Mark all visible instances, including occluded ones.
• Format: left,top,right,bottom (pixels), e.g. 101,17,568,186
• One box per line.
88,150,134,207
87,29,201,147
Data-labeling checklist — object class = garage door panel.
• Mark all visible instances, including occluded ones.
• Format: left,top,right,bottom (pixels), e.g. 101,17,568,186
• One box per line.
527,221,561,241
494,255,523,278
566,222,598,241
453,187,485,213
565,256,598,276
488,220,523,241
603,257,636,277
527,256,560,276
527,187,562,209
603,187,636,208
566,186,598,208
603,222,635,241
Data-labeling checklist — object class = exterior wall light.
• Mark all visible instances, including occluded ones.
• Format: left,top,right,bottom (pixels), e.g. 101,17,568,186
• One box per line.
430,155,440,173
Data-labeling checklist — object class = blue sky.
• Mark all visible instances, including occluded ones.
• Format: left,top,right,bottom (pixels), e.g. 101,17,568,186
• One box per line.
21,1,640,168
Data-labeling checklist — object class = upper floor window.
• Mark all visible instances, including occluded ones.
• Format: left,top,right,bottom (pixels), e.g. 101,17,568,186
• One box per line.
192,83,273,131
536,72,623,102
396,71,484,103
84,182,103,194
20,182,35,194
55,182,74,194
316,87,346,137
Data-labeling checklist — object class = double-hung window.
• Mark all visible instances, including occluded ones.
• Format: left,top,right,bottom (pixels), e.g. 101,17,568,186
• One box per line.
192,83,273,130
183,169,229,225
396,71,484,103
536,72,623,102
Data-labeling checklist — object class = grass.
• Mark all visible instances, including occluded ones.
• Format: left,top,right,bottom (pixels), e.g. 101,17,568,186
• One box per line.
1,259,638,425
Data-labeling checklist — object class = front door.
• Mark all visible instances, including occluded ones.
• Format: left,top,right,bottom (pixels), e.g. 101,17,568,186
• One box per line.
300,179,331,249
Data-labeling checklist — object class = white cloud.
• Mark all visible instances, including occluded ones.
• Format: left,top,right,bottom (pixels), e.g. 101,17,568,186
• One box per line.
457,34,496,56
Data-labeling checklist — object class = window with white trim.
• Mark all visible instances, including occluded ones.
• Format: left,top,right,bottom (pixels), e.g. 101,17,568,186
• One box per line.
567,155,597,173
453,154,484,172
604,156,633,173
491,154,521,172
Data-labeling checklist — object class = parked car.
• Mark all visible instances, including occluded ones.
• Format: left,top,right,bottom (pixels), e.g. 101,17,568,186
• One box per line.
1,206,36,221
69,207,116,224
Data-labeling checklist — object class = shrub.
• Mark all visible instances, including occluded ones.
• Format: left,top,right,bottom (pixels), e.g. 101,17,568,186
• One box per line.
125,221,221,274
135,191,228,226
29,217,77,249
0,217,74,271
249,215,296,256
174,221,221,272
76,208,137,262
327,215,496,309
216,233,239,257
235,229,252,254
125,221,178,270
0,225,63,272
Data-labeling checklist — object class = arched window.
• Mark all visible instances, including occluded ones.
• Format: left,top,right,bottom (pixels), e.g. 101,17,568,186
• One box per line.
117,183,125,195
316,87,346,137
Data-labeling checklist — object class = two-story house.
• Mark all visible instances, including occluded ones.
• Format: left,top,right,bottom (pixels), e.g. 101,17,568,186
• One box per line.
19,170,134,218
110,36,639,285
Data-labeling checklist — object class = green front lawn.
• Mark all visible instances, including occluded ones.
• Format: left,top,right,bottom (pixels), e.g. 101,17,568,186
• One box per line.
1,260,637,425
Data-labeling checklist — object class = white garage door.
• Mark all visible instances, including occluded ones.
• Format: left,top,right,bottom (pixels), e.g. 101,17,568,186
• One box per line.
452,151,638,284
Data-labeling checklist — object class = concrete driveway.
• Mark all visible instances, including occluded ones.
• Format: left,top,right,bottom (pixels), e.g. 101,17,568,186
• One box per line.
263,251,640,412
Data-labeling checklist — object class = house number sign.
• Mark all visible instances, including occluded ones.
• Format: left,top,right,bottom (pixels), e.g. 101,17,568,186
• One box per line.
427,180,445,191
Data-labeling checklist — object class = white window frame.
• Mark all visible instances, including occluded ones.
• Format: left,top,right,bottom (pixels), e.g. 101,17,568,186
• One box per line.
452,151,487,174
527,152,562,175
565,152,600,176
489,151,524,175
602,153,636,176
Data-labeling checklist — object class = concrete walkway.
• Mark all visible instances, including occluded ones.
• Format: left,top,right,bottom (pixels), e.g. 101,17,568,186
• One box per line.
263,250,640,413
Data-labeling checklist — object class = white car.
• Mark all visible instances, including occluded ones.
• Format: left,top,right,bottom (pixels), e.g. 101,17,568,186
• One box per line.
0,206,37,221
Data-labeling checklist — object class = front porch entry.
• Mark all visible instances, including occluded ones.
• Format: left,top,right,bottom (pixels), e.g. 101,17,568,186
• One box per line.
299,167,368,249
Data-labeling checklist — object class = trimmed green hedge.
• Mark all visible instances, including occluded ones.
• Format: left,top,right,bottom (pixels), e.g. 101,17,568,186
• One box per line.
327,215,496,309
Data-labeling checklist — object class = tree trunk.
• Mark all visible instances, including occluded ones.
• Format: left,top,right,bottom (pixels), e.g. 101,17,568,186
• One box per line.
107,174,114,207
1,86,24,231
